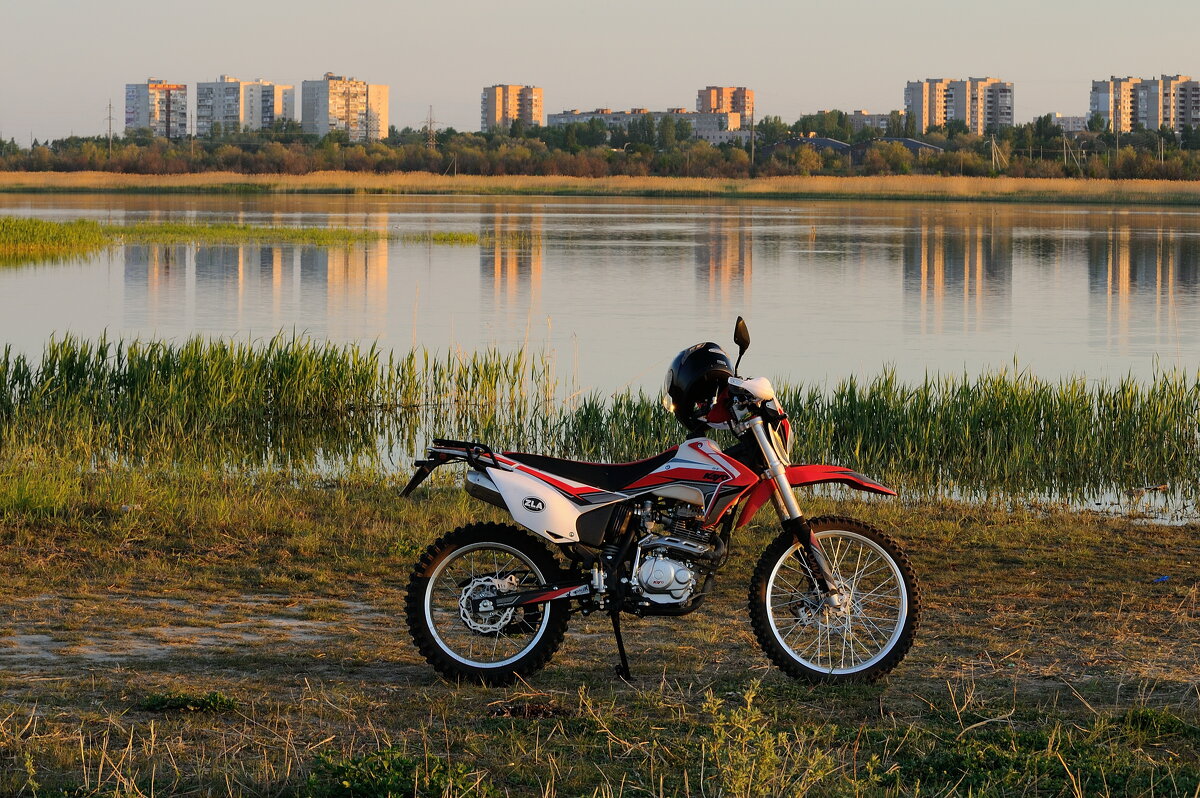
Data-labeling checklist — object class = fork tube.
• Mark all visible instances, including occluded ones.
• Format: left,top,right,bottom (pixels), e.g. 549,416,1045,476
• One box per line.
749,417,842,599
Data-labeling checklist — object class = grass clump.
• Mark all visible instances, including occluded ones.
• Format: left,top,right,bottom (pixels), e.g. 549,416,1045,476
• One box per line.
0,216,108,266
102,220,389,246
139,690,238,713
304,748,497,798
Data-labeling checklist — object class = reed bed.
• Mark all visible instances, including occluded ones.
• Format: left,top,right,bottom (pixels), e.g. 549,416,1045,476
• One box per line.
3,336,1200,511
7,170,1200,205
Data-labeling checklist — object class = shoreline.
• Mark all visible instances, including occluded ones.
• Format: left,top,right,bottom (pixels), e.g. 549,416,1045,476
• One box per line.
4,170,1200,204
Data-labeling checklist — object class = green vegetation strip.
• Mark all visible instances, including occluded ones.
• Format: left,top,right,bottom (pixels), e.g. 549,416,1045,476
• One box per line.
3,335,1200,510
0,216,498,267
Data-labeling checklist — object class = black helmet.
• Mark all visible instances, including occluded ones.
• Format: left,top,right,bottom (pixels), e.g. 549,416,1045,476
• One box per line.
663,342,734,432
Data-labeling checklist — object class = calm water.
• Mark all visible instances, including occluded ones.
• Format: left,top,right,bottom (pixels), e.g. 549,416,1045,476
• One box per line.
2,194,1199,391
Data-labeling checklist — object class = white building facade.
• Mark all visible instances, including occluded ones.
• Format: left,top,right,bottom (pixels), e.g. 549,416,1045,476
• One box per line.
196,76,295,136
124,78,188,138
301,73,389,141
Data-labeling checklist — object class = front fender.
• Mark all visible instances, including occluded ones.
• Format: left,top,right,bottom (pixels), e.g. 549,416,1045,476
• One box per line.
735,465,895,528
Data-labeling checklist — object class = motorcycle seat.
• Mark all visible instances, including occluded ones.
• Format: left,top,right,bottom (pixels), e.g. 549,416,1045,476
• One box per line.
503,448,677,493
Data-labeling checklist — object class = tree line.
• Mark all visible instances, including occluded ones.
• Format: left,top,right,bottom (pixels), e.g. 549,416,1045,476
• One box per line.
5,113,1200,180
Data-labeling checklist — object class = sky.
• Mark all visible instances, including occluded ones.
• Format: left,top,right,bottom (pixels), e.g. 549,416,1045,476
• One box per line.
3,0,1200,141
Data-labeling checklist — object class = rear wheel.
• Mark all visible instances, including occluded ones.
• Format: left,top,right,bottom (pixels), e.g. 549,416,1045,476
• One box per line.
405,523,570,685
748,516,920,683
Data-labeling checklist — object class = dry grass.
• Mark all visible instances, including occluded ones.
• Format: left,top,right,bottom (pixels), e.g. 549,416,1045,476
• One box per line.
0,480,1196,796
4,170,1200,204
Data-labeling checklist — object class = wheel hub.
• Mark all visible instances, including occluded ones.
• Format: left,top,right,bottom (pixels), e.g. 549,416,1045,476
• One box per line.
458,575,520,634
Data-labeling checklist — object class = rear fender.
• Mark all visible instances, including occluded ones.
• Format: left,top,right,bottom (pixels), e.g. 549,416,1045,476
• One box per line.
735,465,895,528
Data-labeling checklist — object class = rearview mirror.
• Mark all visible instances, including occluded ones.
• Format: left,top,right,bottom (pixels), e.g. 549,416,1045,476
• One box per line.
733,316,750,375
734,316,750,352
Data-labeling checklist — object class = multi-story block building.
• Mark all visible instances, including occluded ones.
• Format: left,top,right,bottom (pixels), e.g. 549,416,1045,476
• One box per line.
481,85,543,132
301,73,388,141
1049,113,1089,133
905,77,1013,135
125,78,188,138
696,86,754,119
1177,81,1200,130
196,76,295,136
1089,77,1143,133
843,109,905,133
546,108,748,144
1135,75,1190,131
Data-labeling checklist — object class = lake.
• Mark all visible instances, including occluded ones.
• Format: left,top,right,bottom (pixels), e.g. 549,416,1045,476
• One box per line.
2,194,1199,391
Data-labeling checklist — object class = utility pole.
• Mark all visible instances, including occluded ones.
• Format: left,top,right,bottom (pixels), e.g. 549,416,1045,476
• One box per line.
749,113,755,163
426,105,437,150
106,100,114,157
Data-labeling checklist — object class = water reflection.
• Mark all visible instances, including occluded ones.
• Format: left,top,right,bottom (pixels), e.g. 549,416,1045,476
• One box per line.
125,241,388,336
902,213,1012,335
696,214,752,307
480,208,543,306
3,194,1198,386
1087,227,1200,352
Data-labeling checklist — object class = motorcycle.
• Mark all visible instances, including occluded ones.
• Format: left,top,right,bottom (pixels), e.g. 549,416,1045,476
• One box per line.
401,318,920,685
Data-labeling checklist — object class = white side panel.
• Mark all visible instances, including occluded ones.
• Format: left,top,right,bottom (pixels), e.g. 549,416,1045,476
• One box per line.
488,467,583,543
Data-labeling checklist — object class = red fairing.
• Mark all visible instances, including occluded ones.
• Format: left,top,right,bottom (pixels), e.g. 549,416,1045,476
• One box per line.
735,464,896,528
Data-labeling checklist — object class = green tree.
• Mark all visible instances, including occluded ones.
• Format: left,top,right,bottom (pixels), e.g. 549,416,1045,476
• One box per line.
658,116,678,150
1087,113,1108,133
755,115,791,148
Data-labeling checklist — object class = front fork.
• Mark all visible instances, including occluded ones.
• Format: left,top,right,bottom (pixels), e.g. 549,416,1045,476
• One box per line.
748,417,845,606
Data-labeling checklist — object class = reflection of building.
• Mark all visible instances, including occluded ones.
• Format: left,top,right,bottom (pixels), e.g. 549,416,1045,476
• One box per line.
695,216,752,307
902,215,1012,334
1087,228,1200,348
299,245,388,337
480,209,543,306
125,239,388,334
124,245,188,327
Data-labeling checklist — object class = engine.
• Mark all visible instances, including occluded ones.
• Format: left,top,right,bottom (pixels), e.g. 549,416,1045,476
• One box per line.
630,503,722,607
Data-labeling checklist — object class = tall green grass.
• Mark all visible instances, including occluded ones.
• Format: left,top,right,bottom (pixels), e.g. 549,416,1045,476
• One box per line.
3,335,1199,508
0,217,109,266
0,216,516,269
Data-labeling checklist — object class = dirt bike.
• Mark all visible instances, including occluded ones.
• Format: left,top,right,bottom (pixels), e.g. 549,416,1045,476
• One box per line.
401,318,920,685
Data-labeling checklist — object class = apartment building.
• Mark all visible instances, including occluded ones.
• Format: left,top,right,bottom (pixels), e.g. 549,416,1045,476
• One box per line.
696,86,754,119
196,76,295,136
546,108,747,144
1089,77,1143,133
1049,113,1089,133
905,77,1013,135
841,109,905,133
301,73,388,141
124,78,188,138
481,85,543,132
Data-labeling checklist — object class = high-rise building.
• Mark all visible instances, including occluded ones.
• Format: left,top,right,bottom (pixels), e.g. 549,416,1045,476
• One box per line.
905,77,1013,135
196,76,295,136
1089,77,1143,133
124,78,188,138
697,86,754,119
301,73,389,141
481,85,543,132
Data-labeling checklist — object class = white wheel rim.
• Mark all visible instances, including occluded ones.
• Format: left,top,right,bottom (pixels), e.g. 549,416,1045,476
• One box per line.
424,541,552,669
766,529,908,675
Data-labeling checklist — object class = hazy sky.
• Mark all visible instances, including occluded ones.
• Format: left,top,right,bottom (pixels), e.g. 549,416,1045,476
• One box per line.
3,0,1199,141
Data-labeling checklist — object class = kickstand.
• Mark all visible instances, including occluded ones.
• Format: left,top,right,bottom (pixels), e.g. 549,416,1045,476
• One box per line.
609,610,632,681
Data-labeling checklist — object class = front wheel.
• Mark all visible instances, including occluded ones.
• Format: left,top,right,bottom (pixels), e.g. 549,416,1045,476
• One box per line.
405,522,570,685
748,516,920,683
